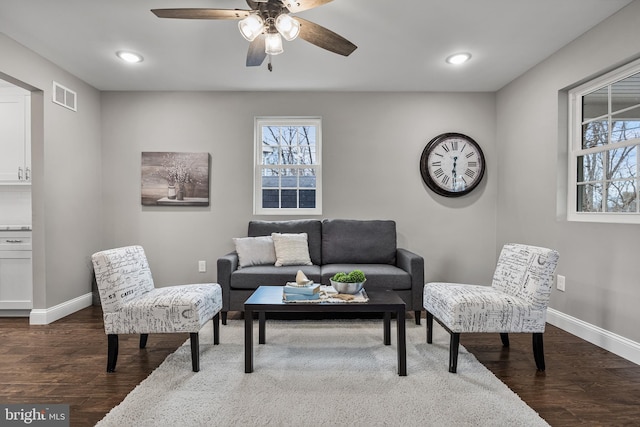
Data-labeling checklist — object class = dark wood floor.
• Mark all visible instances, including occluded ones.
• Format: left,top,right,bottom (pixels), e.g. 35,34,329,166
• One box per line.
1,307,639,426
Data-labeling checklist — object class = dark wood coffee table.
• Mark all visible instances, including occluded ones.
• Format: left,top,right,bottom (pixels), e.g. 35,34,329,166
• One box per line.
244,286,407,376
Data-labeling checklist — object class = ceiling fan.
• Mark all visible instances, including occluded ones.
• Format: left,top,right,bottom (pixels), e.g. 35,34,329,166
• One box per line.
151,0,357,70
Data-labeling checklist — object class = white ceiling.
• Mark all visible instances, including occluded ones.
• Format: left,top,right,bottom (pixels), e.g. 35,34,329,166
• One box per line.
0,0,634,92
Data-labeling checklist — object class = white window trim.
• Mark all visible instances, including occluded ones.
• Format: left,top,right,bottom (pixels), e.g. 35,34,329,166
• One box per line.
567,58,640,224
253,116,322,215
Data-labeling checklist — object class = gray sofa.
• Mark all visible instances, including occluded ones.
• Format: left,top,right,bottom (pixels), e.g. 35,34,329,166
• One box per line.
217,219,424,324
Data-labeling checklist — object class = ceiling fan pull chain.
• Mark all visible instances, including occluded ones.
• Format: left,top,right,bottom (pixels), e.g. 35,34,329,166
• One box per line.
268,56,273,72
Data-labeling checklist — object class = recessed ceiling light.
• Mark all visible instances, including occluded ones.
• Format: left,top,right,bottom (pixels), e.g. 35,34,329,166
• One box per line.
116,51,144,63
446,52,472,65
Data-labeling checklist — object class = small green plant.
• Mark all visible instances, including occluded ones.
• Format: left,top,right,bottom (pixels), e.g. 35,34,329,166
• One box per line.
331,269,366,283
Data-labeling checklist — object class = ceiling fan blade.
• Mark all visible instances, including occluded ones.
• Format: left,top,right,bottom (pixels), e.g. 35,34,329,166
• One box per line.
151,8,250,20
281,0,334,13
246,0,261,10
247,35,267,66
296,17,357,56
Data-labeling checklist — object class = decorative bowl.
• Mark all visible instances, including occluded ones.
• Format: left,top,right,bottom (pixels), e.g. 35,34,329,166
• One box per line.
330,279,366,295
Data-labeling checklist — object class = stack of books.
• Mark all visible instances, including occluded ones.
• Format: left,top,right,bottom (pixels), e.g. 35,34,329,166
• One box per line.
283,282,321,301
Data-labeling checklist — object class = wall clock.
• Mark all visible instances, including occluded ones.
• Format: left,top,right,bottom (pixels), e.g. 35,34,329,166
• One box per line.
420,132,486,197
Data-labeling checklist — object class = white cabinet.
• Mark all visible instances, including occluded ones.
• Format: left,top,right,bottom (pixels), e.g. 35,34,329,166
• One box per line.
0,88,31,184
0,231,32,311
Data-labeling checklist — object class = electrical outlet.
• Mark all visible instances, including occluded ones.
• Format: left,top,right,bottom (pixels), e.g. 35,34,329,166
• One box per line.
198,260,206,273
556,274,565,292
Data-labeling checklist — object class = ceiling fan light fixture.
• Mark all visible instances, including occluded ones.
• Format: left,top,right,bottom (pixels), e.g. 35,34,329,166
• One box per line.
265,33,284,55
275,14,300,41
446,52,472,65
238,14,264,42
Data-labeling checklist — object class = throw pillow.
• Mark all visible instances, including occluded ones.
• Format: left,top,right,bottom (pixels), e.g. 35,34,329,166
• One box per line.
233,236,277,269
271,233,313,267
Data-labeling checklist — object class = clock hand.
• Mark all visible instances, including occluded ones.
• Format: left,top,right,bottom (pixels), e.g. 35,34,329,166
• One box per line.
452,156,458,189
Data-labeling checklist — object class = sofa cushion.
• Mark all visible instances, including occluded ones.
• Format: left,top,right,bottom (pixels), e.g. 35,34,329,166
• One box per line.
271,233,313,266
231,265,322,290
233,236,277,269
322,219,396,265
249,219,322,265
321,264,411,290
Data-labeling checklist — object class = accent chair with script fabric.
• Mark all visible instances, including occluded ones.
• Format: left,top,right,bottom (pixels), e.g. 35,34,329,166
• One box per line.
423,243,559,373
92,245,222,372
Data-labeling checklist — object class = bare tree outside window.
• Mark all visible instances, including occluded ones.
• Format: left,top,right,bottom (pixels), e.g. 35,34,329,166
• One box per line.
576,70,640,215
578,121,639,213
254,117,321,214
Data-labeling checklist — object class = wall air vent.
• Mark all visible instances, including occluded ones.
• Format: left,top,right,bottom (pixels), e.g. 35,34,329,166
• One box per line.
52,81,77,111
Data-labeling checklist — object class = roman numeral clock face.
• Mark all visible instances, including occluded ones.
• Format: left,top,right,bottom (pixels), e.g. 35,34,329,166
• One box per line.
420,133,486,197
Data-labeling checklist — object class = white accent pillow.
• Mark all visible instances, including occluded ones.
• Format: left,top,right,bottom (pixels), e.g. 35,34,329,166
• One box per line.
233,236,277,269
271,233,313,267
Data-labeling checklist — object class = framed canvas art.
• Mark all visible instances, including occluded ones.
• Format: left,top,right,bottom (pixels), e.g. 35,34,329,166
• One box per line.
141,152,210,206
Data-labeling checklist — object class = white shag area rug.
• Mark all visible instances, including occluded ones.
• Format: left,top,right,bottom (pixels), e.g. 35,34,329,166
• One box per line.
97,319,549,427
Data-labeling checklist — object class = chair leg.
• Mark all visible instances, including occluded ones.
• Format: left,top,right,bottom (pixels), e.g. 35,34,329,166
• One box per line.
222,311,227,325
415,310,421,325
500,333,510,347
107,334,118,373
139,333,149,349
213,313,220,345
190,332,200,372
426,311,433,344
533,333,545,371
449,333,460,373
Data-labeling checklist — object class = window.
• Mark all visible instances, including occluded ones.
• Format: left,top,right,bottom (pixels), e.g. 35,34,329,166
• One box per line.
568,59,640,223
254,117,322,215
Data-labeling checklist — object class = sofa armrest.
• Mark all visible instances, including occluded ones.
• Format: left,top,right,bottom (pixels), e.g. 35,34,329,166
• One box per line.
217,252,238,312
396,248,425,311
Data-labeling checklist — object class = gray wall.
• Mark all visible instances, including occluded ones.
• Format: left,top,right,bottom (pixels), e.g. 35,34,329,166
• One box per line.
0,33,103,309
3,0,638,345
496,1,640,341
100,91,498,288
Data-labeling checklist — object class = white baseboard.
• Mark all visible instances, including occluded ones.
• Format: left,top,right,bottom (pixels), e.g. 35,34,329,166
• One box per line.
547,308,640,365
29,292,93,325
